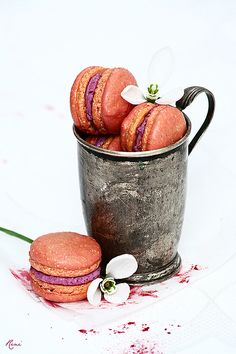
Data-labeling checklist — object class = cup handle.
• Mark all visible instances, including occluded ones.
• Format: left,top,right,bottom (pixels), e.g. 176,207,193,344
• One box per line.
176,86,215,155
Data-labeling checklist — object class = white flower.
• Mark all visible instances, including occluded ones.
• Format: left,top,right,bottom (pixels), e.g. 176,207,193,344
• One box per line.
87,254,138,306
121,84,184,107
121,46,184,107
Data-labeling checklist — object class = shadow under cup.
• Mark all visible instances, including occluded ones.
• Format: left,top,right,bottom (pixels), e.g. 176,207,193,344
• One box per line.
73,86,215,284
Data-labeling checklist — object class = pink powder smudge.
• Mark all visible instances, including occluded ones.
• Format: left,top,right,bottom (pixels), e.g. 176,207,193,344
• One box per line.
109,322,151,335
78,329,98,335
79,322,151,337
129,286,159,300
16,111,24,117
141,324,150,332
44,104,54,111
175,264,202,284
43,299,61,308
107,322,137,335
10,268,61,308
108,324,130,335
44,104,65,120
0,158,7,165
123,340,163,354
86,286,158,309
164,323,182,335
73,285,158,311
10,269,32,292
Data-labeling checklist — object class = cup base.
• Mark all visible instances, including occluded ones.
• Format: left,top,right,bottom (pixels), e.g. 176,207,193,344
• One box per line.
127,253,181,285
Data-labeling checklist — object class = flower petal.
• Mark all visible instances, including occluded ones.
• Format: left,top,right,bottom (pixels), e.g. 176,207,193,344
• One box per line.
87,277,103,306
147,47,174,88
156,87,184,107
104,283,130,304
121,85,146,105
106,254,138,279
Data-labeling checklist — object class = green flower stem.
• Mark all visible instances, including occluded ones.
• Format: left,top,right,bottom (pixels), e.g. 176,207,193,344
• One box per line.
0,226,33,244
146,96,157,103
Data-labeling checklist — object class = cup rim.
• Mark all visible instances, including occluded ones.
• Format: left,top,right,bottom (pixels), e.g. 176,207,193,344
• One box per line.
73,114,191,158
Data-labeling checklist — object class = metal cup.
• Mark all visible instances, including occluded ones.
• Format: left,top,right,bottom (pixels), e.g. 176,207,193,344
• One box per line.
73,86,215,284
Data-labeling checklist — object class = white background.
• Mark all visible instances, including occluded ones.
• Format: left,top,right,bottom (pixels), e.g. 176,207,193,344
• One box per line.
1,1,236,353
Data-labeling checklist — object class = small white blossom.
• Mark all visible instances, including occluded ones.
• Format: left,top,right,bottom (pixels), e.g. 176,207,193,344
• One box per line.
121,84,184,107
87,254,138,306
121,47,184,107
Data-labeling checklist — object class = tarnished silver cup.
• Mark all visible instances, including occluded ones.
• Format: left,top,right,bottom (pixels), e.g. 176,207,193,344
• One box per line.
73,86,215,284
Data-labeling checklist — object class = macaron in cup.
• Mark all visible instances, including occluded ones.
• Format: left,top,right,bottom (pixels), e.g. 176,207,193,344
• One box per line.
86,135,121,151
121,102,187,152
70,66,137,135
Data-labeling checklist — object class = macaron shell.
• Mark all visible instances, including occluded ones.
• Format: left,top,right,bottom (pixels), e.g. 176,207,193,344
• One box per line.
70,66,105,134
30,259,101,277
86,136,98,145
86,135,121,151
108,136,121,151
29,232,102,276
120,103,154,151
92,69,113,134
141,105,167,151
102,68,137,134
31,277,89,302
101,136,113,149
70,66,90,130
146,105,187,150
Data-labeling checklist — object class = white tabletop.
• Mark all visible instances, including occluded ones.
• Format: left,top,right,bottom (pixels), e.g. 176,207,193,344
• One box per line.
1,1,236,353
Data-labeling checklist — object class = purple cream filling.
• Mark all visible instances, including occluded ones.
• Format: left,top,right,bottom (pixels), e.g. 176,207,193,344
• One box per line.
95,136,107,147
85,73,102,122
133,110,153,152
30,266,101,286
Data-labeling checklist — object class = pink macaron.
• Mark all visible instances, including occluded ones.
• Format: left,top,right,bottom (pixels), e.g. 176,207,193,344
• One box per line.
29,232,102,302
70,66,137,135
121,103,187,151
86,135,121,151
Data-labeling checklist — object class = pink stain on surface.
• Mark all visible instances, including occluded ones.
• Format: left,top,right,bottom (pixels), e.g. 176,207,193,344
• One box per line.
123,340,163,354
16,111,24,117
43,299,61,308
129,286,159,300
141,325,150,332
174,264,202,284
10,268,61,308
71,285,158,311
0,158,7,165
44,104,65,119
118,322,149,334
10,269,32,292
78,329,98,335
79,322,152,337
44,104,54,111
164,323,182,335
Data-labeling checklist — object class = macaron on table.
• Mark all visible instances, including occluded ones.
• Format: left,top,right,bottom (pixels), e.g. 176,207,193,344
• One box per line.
29,232,101,302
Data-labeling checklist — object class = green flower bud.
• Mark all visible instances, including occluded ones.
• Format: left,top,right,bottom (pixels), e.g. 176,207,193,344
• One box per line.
146,83,159,103
100,277,117,295
147,83,159,95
